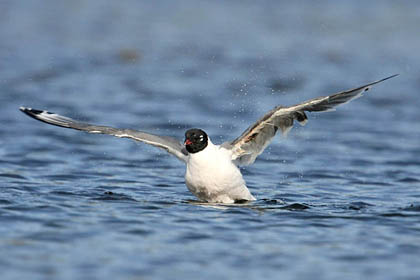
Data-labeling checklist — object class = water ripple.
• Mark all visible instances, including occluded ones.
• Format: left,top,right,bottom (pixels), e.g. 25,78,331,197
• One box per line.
1,1,419,280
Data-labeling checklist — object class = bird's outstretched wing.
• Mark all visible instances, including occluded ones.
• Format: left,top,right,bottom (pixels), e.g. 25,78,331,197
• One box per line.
223,74,398,165
20,107,188,162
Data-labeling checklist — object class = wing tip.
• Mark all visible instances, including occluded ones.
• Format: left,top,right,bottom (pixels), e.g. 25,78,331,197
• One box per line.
20,106,31,114
20,106,43,114
376,74,399,84
20,107,55,115
388,73,399,79
360,74,399,93
20,107,57,123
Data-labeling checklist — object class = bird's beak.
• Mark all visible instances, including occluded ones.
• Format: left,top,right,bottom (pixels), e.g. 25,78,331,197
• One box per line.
184,139,192,146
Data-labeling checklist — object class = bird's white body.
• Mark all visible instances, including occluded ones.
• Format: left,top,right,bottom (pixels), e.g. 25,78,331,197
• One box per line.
20,75,397,203
185,139,255,203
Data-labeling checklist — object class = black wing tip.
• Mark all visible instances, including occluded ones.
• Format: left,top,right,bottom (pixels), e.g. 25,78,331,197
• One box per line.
20,107,43,115
381,74,399,81
20,107,57,115
19,106,47,118
360,74,399,92
19,107,55,122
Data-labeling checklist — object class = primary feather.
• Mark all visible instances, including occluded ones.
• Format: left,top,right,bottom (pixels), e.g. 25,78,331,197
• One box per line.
225,74,398,165
19,107,188,162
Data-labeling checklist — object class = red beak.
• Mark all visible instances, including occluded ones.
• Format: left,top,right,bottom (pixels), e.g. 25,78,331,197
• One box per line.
184,139,192,145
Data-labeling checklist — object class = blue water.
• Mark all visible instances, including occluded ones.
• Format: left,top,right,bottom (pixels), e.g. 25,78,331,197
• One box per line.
1,1,420,279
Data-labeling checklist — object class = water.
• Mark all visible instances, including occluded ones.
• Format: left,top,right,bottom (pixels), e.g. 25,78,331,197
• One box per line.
1,1,420,279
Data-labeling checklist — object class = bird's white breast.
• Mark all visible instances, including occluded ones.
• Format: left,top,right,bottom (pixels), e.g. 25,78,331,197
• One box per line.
185,140,255,203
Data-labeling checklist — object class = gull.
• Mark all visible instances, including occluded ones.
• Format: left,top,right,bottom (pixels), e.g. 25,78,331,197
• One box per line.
20,74,398,203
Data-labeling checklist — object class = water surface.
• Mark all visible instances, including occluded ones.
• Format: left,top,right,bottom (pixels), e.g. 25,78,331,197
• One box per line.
1,1,420,279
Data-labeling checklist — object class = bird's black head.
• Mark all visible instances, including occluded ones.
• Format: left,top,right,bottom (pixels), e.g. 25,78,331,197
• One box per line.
184,128,208,154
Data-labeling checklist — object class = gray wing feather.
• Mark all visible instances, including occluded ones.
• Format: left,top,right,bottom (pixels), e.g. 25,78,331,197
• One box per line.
226,74,398,165
20,107,188,162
